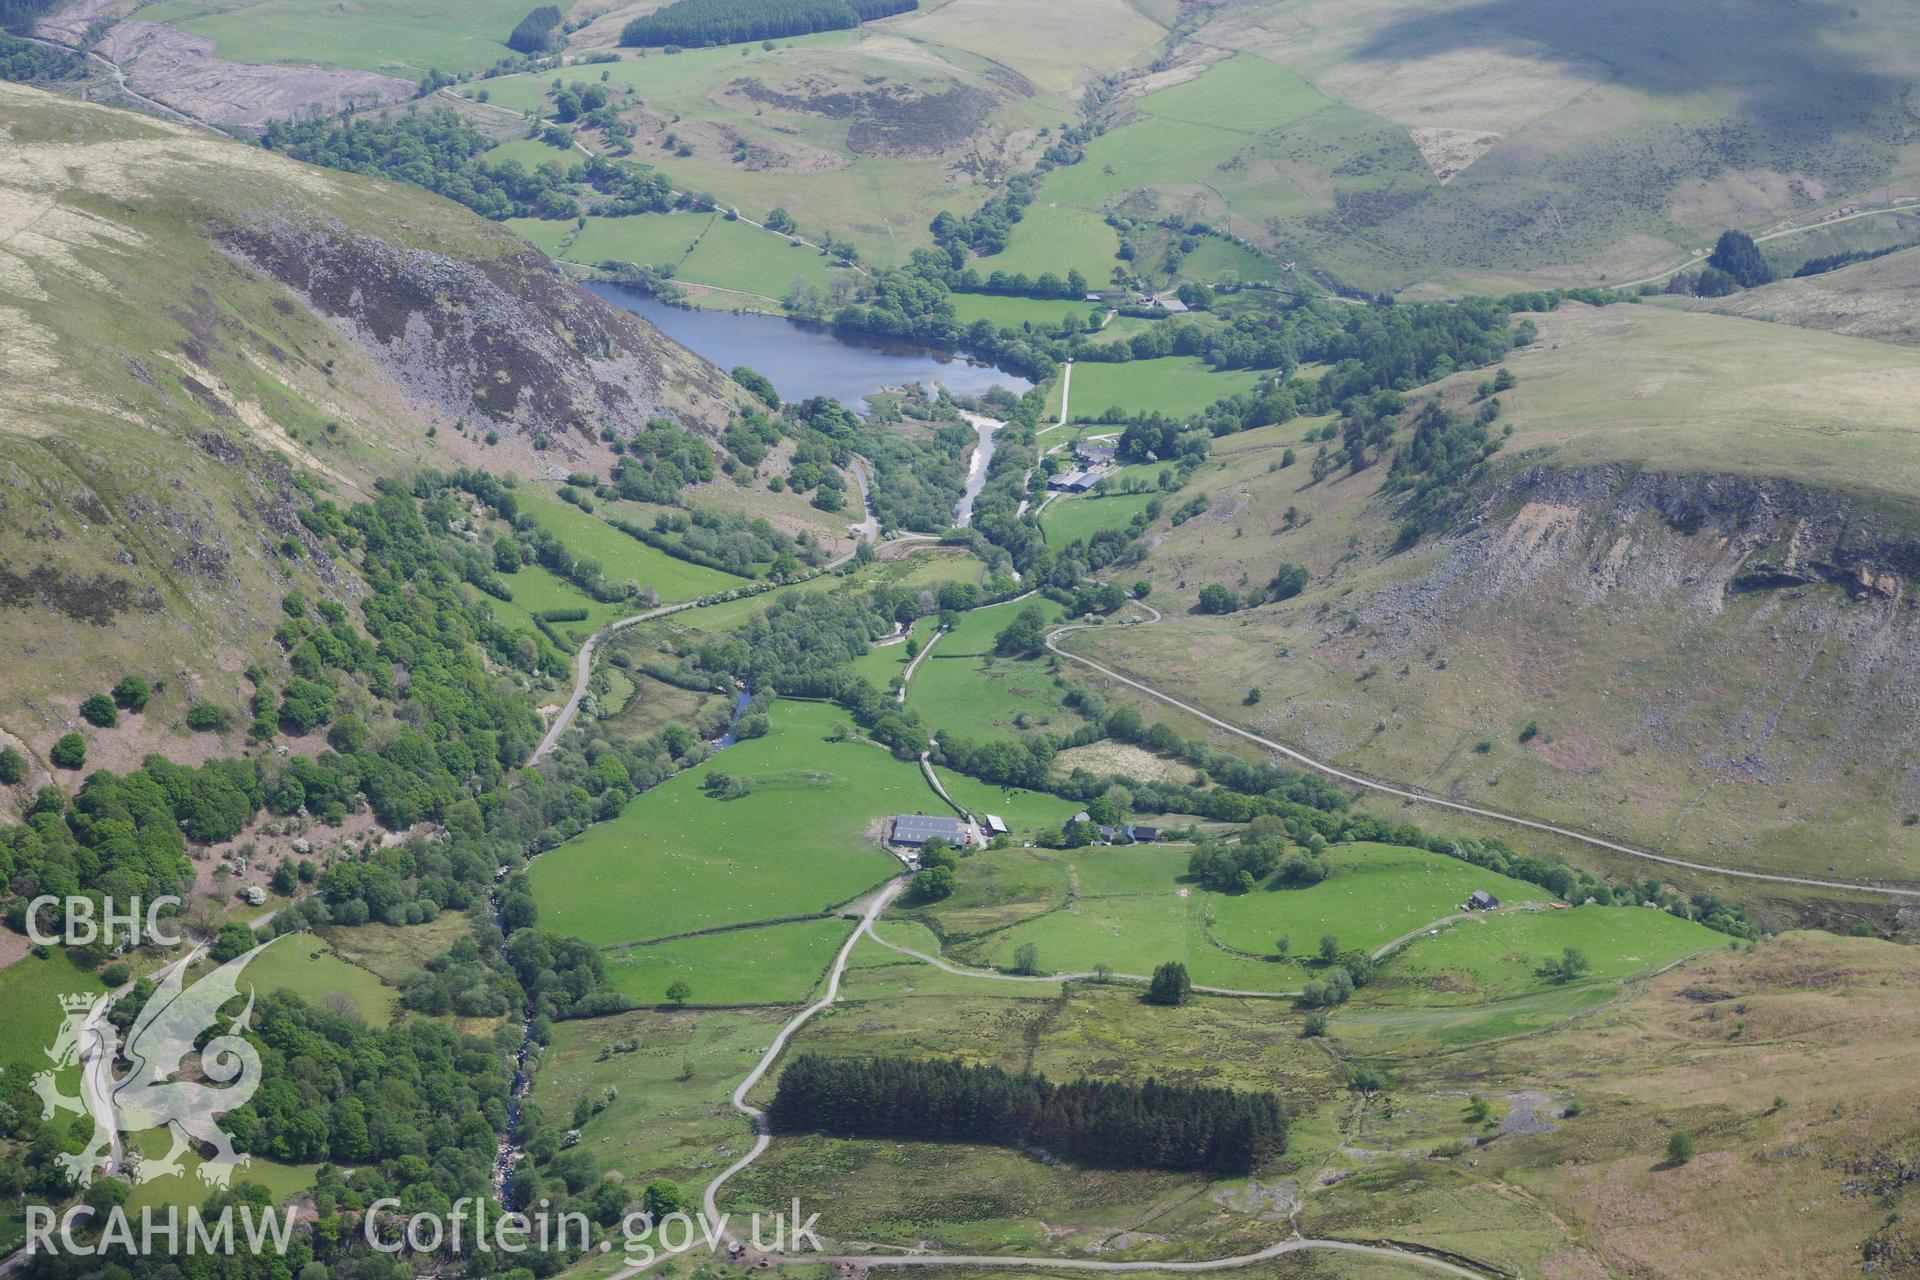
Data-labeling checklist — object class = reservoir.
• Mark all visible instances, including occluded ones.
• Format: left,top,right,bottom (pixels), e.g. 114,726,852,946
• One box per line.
587,282,1033,411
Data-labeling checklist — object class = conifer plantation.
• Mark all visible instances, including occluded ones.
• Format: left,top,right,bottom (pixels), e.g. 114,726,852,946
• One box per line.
768,1054,1288,1174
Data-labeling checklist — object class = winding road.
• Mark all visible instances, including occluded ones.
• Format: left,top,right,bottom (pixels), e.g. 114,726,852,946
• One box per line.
1045,605,1920,899
1607,200,1920,291
606,878,1497,1280
531,455,894,766
13,32,234,136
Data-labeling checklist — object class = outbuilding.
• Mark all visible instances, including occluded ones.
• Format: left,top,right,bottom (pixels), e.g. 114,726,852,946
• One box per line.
890,813,968,847
1467,889,1500,911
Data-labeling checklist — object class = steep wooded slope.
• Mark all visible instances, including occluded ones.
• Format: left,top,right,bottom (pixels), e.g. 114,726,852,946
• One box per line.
0,82,730,776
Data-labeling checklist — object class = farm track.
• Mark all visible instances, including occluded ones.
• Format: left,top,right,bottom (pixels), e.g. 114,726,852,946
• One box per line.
609,879,1499,1280
1609,202,1920,289
14,31,232,135
531,455,898,765
1044,605,1920,899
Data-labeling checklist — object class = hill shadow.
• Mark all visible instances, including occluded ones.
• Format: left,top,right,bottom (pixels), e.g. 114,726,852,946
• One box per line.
1350,0,1911,146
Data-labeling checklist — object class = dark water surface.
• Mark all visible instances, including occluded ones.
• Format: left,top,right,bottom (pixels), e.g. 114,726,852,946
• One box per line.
587,282,1032,410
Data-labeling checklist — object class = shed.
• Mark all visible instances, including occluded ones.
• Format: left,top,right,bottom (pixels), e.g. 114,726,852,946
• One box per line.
983,814,1009,836
1467,889,1499,911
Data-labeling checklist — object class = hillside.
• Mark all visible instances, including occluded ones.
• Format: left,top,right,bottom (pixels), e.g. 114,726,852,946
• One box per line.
0,81,731,779
1700,244,1920,348
1066,301,1920,900
38,0,1920,291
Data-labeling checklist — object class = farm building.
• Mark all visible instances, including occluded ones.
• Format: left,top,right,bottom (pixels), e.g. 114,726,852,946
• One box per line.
1125,825,1160,842
1467,889,1499,911
890,814,968,847
983,814,1009,836
1047,469,1102,493
1074,442,1117,466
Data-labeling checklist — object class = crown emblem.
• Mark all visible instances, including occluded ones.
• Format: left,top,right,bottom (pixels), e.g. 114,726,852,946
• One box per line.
59,992,100,1013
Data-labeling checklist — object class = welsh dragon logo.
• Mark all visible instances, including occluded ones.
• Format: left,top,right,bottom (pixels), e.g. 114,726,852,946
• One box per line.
32,941,277,1188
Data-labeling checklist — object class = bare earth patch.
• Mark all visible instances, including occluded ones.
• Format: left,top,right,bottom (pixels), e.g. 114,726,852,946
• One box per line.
91,21,414,132
1052,739,1192,784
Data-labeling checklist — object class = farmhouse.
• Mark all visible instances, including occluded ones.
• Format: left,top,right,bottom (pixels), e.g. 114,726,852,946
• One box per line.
890,813,968,848
1467,889,1499,911
1074,442,1117,466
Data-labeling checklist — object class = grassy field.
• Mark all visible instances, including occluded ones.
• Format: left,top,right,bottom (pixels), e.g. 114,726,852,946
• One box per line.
557,212,718,268
1052,357,1266,420
602,917,854,1007
538,1004,797,1202
986,204,1123,283
904,839,1717,1013
512,485,746,601
482,136,576,169
1377,904,1722,1003
1206,843,1551,958
477,563,626,649
949,293,1106,331
677,216,848,300
1177,235,1284,286
906,597,1077,742
1039,488,1159,545
0,947,107,1076
122,1144,319,1213
139,0,533,78
527,700,907,945
241,935,397,1023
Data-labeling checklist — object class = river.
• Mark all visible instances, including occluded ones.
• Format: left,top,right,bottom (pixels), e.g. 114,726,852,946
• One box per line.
586,282,1032,410
953,410,1004,528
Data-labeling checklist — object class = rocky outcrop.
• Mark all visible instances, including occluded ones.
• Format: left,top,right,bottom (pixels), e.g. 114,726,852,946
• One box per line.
218,213,729,448
1387,463,1920,626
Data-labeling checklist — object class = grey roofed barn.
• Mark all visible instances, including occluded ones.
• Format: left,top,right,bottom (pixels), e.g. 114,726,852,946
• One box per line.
891,813,967,846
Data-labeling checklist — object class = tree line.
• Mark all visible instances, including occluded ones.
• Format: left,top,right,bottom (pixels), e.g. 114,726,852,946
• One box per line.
620,0,917,48
769,1053,1288,1174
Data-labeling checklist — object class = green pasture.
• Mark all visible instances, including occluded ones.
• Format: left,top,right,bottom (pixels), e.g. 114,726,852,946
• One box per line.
527,700,907,945
540,1005,796,1201
1379,904,1723,1003
910,649,1076,743
137,0,533,78
566,211,717,268
1206,843,1549,959
1039,488,1159,545
986,204,1122,283
513,485,746,601
950,293,1105,331
241,935,397,1024
476,563,624,648
602,917,854,1007
483,136,576,169
1055,357,1267,420
680,215,849,299
0,947,106,1076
